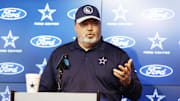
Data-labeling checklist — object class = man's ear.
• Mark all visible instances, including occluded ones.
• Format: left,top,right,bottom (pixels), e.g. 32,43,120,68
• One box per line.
74,23,77,32
74,22,77,28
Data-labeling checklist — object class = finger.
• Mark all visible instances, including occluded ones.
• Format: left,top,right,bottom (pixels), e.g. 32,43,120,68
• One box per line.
113,69,129,81
118,65,126,72
119,64,130,75
126,59,133,72
124,68,130,75
127,59,132,69
128,58,133,65
113,70,125,80
119,64,130,77
125,64,131,73
113,69,124,76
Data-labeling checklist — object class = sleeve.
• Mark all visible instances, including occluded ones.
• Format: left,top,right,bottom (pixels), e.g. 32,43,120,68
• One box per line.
38,51,58,92
119,53,142,101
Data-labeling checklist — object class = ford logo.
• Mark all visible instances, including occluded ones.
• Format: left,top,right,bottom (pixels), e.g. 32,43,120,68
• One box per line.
0,8,27,20
30,35,62,48
140,64,173,77
104,36,136,48
67,8,77,20
0,62,24,75
142,8,175,21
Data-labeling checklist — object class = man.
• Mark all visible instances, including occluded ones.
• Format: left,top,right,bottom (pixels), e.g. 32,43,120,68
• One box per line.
39,5,142,101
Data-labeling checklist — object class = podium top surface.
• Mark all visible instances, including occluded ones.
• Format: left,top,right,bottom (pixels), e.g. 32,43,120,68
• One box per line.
14,92,98,101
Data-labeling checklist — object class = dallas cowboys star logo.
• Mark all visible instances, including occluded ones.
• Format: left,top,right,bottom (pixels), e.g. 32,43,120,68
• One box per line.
146,89,166,101
98,57,107,65
1,30,19,48
112,4,128,22
38,3,56,21
0,86,10,101
36,58,47,74
148,32,167,50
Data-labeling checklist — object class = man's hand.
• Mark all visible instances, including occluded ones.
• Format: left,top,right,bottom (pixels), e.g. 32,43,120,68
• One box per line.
113,59,132,86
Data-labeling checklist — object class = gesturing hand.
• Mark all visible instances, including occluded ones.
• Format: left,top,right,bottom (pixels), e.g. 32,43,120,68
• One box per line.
113,59,132,86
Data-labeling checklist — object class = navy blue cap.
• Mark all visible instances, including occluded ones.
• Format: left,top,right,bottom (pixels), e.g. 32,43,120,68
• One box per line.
75,5,101,23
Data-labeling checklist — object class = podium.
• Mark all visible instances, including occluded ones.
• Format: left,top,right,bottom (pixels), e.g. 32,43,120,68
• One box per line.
11,91,100,101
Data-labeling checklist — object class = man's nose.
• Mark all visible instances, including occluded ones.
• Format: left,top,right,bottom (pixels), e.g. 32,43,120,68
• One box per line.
87,24,93,31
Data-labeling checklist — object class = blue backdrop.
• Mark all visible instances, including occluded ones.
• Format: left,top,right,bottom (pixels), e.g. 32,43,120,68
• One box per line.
0,0,180,101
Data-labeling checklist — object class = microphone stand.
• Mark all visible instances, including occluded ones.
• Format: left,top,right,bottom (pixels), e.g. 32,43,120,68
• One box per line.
57,69,63,92
56,53,70,92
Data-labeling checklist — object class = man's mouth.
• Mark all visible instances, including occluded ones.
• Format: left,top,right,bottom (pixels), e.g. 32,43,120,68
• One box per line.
87,33,95,37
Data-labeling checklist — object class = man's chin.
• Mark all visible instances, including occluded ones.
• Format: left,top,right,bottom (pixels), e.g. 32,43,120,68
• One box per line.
81,38,98,44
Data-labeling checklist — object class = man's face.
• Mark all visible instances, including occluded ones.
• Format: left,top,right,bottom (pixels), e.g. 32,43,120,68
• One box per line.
74,19,101,45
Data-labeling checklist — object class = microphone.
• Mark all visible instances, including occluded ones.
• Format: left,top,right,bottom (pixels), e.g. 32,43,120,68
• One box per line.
56,53,70,70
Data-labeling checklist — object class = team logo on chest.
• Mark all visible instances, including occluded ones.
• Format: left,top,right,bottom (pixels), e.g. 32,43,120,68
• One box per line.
98,57,108,65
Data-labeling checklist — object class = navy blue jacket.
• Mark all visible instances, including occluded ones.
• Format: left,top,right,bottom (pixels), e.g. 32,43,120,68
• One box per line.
39,39,142,101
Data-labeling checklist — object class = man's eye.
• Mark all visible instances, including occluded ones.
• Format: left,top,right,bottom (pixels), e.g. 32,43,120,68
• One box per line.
80,23,88,26
93,22,98,24
83,23,88,25
93,21,100,25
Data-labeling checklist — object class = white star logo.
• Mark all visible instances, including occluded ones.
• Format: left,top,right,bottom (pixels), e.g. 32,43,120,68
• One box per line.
98,57,107,65
0,86,10,101
146,89,166,101
148,32,167,50
112,4,128,21
38,3,56,21
36,58,47,74
1,30,19,48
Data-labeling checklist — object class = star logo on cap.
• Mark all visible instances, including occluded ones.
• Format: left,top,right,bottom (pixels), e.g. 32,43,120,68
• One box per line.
83,6,93,14
98,57,107,65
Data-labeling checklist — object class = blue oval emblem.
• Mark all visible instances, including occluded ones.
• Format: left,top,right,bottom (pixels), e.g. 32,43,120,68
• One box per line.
0,62,24,75
140,64,173,77
30,35,62,48
142,8,175,21
0,8,27,20
67,8,77,20
104,36,136,48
